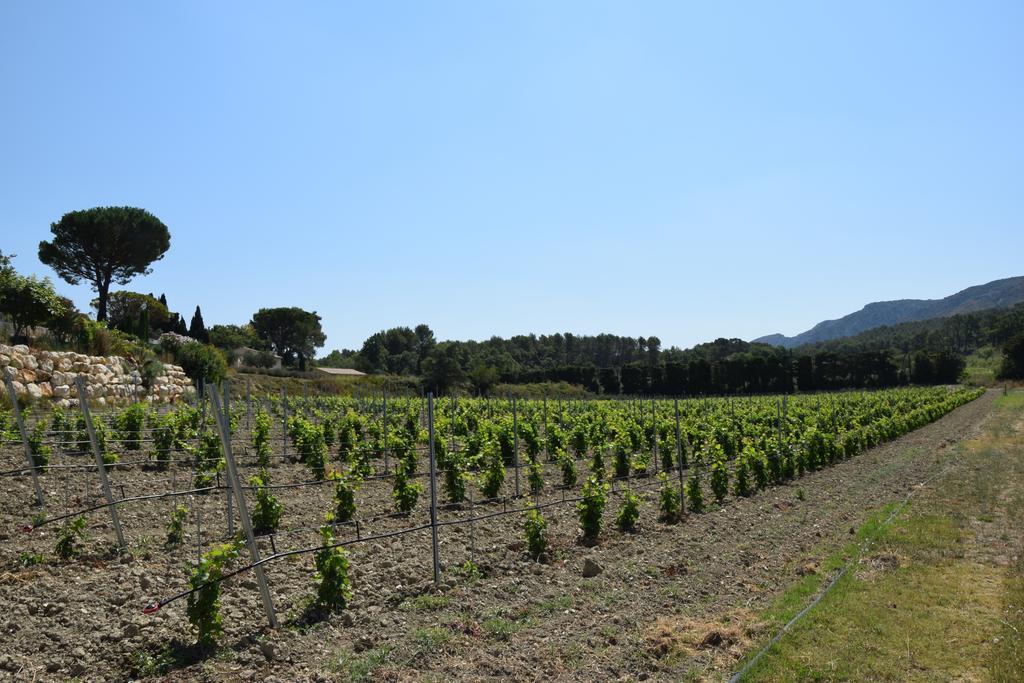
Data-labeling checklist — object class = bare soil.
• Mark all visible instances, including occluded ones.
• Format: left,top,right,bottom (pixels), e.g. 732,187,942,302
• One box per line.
0,391,995,682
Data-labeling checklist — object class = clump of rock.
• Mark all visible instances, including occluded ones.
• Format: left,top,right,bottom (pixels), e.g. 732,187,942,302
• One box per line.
1,344,195,407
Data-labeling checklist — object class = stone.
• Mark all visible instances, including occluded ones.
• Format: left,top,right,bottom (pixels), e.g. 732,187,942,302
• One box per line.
582,558,603,578
260,641,279,661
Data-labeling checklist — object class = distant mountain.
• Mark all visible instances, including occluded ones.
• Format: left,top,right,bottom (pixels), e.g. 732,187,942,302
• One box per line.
754,276,1024,349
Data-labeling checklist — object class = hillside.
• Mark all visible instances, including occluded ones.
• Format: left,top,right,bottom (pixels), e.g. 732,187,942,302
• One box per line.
754,276,1024,348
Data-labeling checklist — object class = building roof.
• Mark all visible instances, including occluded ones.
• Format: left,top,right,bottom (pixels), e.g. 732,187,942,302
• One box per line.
316,367,366,376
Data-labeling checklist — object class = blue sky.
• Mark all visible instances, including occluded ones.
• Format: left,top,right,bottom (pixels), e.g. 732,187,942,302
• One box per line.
2,1,1021,352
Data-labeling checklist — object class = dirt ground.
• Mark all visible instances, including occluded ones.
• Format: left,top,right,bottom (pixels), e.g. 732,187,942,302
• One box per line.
0,391,995,682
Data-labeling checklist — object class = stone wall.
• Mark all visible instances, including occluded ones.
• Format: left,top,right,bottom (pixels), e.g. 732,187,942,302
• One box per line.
1,344,195,407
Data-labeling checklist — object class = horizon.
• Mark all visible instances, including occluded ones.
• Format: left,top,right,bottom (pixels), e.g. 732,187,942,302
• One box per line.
3,2,1022,352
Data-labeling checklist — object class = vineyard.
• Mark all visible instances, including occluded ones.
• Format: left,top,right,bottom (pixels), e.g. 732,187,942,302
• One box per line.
0,383,985,680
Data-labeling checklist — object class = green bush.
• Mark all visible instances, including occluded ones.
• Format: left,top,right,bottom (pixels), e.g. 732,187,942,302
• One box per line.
686,470,704,513
314,516,352,610
253,410,272,468
250,469,283,535
527,456,544,496
558,449,578,488
733,453,752,497
116,404,147,451
186,540,241,648
55,515,86,559
151,413,174,471
576,476,608,544
28,421,51,468
480,439,505,499
330,470,360,522
615,488,641,532
166,503,188,546
710,458,729,504
444,449,468,505
523,507,548,558
175,342,228,385
658,472,681,522
392,459,421,514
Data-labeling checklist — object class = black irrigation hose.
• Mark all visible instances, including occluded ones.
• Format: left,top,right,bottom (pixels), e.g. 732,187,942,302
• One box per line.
142,467,692,614
21,483,228,530
143,522,434,614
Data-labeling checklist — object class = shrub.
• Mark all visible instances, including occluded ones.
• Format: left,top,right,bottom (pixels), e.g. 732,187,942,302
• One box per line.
194,430,223,488
615,488,641,532
94,419,116,465
55,515,86,559
710,458,729,504
175,342,228,385
295,418,328,480
253,410,272,468
613,438,630,479
50,407,69,451
527,456,544,496
314,517,352,610
116,404,147,451
748,446,768,490
151,413,174,471
186,540,242,648
590,447,606,481
631,450,651,477
659,435,675,472
734,453,752,497
250,469,283,535
658,472,681,523
523,507,548,558
480,439,505,499
576,476,608,544
392,459,421,514
443,449,468,505
558,449,578,488
330,470,360,522
28,421,51,468
685,471,704,513
166,503,188,546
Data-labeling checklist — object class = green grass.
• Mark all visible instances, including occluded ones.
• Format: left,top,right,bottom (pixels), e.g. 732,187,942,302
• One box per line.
399,594,450,611
739,389,1024,682
335,645,392,682
961,346,1003,386
411,627,453,649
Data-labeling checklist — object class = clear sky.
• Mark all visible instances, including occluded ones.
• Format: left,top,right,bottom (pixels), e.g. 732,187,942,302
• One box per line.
2,1,1021,352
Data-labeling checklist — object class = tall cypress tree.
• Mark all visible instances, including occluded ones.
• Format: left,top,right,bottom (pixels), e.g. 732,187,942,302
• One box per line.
189,305,208,342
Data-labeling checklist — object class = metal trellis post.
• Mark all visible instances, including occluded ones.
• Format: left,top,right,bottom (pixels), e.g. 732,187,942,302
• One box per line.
209,389,278,628
427,393,441,587
4,369,45,507
74,376,126,548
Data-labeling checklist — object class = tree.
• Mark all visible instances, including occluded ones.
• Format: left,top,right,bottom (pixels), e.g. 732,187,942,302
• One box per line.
999,333,1024,379
101,291,169,337
38,206,170,322
468,360,500,396
208,323,261,350
318,349,356,368
421,343,466,395
414,324,436,373
189,306,208,342
0,252,66,341
251,307,326,371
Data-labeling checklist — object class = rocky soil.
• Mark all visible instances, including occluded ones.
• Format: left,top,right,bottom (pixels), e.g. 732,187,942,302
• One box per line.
0,391,995,682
